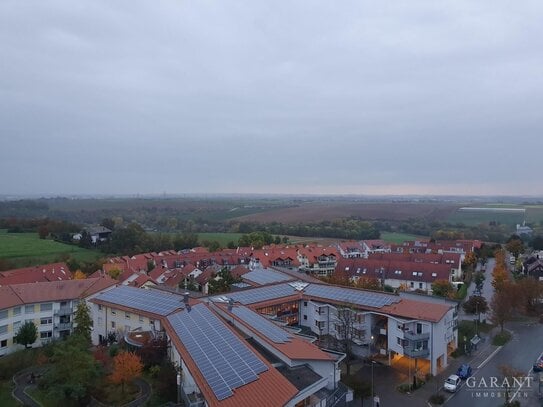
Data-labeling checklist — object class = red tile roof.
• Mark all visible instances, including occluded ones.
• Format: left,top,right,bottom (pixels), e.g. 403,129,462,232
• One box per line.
0,277,116,309
162,306,298,407
0,262,71,285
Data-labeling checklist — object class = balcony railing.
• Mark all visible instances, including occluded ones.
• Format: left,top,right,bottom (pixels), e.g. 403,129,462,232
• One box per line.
55,322,72,330
404,346,430,358
54,307,72,317
404,331,430,341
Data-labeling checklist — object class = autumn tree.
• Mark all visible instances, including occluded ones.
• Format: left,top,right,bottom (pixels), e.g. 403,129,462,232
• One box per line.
14,321,37,348
490,287,514,333
505,236,525,259
492,264,509,291
431,279,454,298
516,277,543,314
110,351,143,393
73,301,93,344
463,252,477,270
335,306,357,375
354,277,382,291
73,270,86,280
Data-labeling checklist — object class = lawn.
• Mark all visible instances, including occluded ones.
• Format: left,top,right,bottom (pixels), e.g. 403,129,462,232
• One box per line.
380,232,428,244
0,229,101,268
0,381,18,407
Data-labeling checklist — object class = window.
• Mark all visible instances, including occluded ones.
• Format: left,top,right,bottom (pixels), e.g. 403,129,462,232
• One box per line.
111,321,116,329
419,283,423,289
25,305,34,314
40,303,52,312
0,325,7,335
40,331,52,339
149,320,155,326
303,301,308,307
60,301,68,307
417,323,422,334
303,315,307,320
13,307,21,316
0,310,7,320
139,316,144,323
40,317,53,325
397,337,402,346
125,312,130,319
111,310,116,315
97,317,103,326
98,304,103,311
13,321,20,332
0,339,6,348
410,282,414,288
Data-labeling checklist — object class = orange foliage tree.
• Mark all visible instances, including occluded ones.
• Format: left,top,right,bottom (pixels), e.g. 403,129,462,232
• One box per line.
73,270,86,280
109,351,143,393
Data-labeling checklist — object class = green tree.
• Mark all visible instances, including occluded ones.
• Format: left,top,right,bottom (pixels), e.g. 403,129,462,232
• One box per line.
41,335,99,406
473,271,485,291
463,296,489,319
100,217,115,231
14,321,37,348
73,301,93,344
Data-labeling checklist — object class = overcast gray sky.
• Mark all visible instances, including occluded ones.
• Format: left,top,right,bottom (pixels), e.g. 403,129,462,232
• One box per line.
1,1,542,196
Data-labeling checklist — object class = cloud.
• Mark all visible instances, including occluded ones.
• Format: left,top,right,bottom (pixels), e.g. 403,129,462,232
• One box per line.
1,0,542,195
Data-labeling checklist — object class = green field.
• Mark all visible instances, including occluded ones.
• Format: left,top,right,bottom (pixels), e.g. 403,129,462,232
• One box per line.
446,204,543,226
196,232,245,246
0,230,101,268
380,232,428,244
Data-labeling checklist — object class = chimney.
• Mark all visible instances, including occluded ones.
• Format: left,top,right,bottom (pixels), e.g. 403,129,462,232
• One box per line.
228,298,234,312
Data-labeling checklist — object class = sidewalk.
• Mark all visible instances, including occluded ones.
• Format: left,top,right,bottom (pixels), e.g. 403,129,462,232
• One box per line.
413,326,502,406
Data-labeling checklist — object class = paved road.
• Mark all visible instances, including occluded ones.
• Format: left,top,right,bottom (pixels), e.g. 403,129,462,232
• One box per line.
458,259,494,322
445,321,543,407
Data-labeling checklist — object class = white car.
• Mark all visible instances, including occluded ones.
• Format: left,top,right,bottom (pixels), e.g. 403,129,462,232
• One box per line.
444,374,461,392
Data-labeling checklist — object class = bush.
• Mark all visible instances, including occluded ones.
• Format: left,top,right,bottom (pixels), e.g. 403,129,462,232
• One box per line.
492,331,512,346
0,349,40,380
397,383,412,393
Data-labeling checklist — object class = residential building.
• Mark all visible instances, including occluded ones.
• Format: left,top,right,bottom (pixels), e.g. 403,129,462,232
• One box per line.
0,277,116,356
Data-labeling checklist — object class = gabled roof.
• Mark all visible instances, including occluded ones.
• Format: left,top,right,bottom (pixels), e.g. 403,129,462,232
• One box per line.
164,304,298,407
3,277,116,307
0,262,72,285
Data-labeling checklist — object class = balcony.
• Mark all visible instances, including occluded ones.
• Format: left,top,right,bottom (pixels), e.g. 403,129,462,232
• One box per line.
55,322,72,330
404,331,430,341
54,307,72,317
404,346,430,358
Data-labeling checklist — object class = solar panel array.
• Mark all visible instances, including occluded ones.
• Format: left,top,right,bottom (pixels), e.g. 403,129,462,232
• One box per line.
242,268,292,285
94,286,184,316
227,283,298,305
304,284,400,308
168,304,268,400
232,306,292,343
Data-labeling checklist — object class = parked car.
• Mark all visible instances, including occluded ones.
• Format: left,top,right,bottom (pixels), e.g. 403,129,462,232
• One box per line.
533,357,543,372
444,375,461,392
456,364,473,379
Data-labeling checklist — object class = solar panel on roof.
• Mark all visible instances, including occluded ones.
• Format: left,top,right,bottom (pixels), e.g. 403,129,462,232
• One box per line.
167,304,268,401
227,284,297,305
232,306,292,343
242,268,291,285
304,284,400,308
94,286,184,316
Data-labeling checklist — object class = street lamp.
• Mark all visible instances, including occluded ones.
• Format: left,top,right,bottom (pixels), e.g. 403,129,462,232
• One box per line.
371,360,377,406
